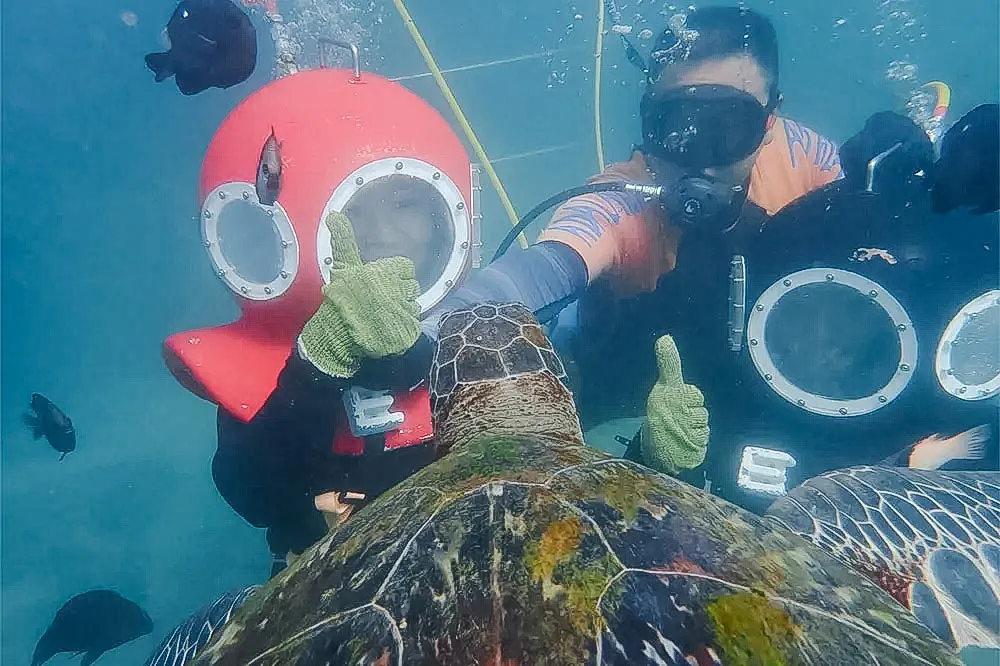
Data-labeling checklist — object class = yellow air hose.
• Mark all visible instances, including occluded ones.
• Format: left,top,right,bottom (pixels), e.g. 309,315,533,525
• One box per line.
593,0,607,172
392,0,528,249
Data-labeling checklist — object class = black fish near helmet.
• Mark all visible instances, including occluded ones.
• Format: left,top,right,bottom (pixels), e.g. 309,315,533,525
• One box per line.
638,9,781,234
145,0,257,96
23,392,76,460
32,590,152,666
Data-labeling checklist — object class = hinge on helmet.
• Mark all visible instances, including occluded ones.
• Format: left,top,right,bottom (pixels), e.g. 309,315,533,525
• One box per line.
470,164,483,269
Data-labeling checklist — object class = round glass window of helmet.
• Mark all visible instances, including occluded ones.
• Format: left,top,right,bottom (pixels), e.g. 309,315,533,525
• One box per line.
747,268,917,417
936,290,1000,401
201,182,298,301
341,174,456,292
216,199,284,284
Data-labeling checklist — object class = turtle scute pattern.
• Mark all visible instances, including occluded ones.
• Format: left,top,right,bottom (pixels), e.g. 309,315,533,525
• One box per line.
145,586,259,666
430,302,565,413
192,303,960,666
767,466,1000,650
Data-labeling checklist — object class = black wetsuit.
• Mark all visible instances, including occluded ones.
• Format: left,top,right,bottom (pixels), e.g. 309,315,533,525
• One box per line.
211,337,435,561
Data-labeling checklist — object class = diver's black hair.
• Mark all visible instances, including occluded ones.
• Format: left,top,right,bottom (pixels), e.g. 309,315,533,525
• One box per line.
648,6,780,103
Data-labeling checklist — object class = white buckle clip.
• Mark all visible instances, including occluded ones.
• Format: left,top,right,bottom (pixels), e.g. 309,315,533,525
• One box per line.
737,446,797,497
343,386,404,437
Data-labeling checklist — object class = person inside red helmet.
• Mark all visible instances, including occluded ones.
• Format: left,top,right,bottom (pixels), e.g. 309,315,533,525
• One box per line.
163,67,480,576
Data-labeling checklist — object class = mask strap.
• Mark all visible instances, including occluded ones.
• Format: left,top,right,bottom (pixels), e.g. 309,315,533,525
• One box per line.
764,89,782,130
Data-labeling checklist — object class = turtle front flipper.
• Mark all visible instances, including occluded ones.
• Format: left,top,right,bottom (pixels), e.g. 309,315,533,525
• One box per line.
767,465,1000,650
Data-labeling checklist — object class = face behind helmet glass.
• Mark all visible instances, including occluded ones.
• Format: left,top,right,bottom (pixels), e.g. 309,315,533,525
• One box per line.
342,174,455,291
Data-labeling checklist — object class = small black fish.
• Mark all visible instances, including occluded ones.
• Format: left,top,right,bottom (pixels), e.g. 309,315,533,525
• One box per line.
24,393,75,460
145,0,257,96
32,590,153,666
256,126,282,205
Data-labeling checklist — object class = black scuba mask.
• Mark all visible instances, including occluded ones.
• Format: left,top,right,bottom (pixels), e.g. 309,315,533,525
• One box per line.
641,84,775,168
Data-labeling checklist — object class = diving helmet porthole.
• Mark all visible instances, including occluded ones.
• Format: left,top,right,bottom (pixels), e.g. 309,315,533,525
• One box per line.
317,157,473,316
342,174,455,292
201,182,299,301
747,268,917,417
216,199,284,284
936,290,1000,401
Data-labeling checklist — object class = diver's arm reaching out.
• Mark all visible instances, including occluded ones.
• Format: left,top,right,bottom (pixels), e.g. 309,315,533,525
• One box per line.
419,240,588,339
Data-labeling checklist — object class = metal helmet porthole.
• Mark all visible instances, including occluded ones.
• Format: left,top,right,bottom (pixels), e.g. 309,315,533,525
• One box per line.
201,182,299,301
935,289,1000,401
746,267,917,417
316,157,473,315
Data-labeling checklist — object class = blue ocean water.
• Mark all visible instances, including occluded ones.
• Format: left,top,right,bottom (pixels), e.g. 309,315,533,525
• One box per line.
1,0,996,664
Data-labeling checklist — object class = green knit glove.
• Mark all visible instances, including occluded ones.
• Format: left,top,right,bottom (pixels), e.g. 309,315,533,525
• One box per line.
641,335,710,475
298,212,421,378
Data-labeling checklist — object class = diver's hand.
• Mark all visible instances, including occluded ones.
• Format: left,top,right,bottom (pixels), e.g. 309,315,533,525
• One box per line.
299,212,421,379
642,335,709,475
840,111,935,191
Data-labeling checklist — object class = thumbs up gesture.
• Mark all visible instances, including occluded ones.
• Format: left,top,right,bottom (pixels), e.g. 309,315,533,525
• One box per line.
298,212,422,379
641,335,710,475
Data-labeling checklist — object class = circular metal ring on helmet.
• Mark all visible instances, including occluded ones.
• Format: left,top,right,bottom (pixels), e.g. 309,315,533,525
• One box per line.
316,157,471,315
935,289,1000,401
746,267,917,417
201,182,299,301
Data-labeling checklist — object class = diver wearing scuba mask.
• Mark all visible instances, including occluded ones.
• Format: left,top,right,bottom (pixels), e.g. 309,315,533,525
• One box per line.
639,82,780,233
393,6,843,479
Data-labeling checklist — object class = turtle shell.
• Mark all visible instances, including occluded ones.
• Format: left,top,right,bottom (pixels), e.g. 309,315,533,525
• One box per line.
430,302,565,414
193,305,959,665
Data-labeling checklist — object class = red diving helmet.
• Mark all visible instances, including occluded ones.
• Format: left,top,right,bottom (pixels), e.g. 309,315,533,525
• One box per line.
164,63,480,454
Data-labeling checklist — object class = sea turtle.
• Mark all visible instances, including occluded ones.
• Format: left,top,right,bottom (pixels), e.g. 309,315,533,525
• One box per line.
192,303,959,665
767,466,1000,650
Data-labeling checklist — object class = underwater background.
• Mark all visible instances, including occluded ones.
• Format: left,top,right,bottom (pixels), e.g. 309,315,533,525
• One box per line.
2,0,998,663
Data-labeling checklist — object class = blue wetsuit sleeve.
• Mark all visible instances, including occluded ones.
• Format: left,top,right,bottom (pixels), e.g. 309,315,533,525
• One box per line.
419,240,589,339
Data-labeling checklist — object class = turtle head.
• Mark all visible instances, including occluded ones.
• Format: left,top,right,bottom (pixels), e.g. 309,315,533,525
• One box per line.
429,302,584,455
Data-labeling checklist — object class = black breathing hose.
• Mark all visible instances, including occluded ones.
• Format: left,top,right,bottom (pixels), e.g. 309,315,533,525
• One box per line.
491,181,663,263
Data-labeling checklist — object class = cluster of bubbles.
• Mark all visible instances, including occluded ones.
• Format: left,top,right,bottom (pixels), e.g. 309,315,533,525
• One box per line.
825,0,930,127
872,0,928,96
904,86,944,140
543,5,589,89
266,0,385,77
543,1,697,89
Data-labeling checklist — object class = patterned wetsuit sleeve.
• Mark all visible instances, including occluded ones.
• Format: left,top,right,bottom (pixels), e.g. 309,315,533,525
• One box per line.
536,151,658,283
418,240,588,339
781,117,844,188
536,189,652,280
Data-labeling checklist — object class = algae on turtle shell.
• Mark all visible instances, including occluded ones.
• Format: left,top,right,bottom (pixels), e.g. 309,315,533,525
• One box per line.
192,303,961,666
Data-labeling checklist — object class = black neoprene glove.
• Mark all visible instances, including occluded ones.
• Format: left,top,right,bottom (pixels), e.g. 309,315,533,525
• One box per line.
840,111,935,193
